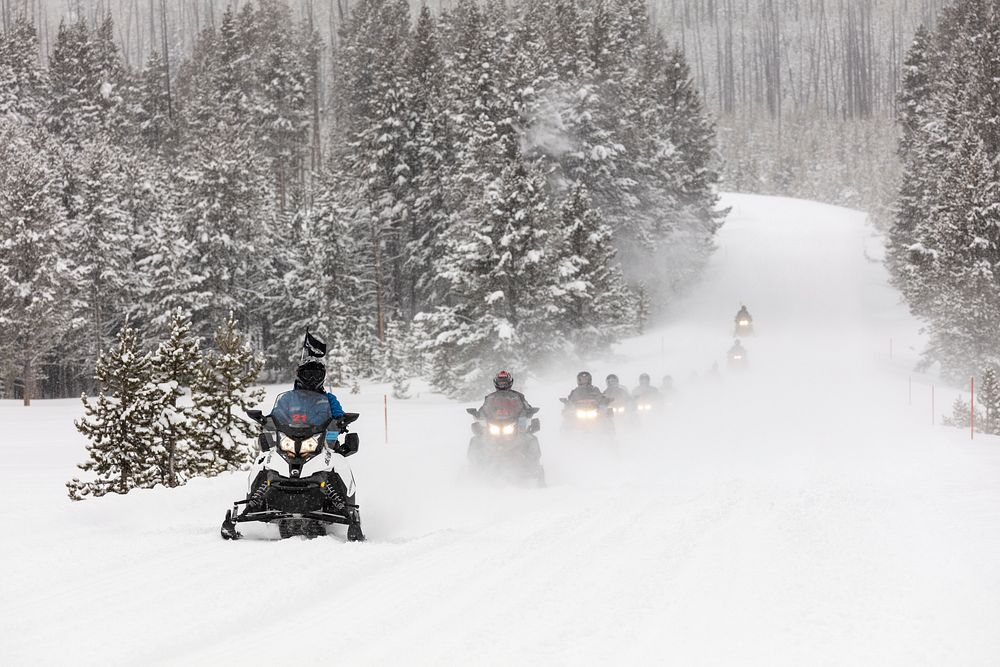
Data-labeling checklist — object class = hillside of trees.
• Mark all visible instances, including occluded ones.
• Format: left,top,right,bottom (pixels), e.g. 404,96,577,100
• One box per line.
0,0,721,401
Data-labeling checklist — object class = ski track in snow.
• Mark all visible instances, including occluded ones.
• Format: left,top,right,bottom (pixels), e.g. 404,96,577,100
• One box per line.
4,193,1000,665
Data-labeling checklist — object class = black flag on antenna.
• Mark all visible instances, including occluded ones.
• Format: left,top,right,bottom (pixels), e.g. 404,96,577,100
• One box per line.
303,330,327,359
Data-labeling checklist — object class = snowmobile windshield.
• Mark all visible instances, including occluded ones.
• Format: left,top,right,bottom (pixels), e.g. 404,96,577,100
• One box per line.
481,394,524,422
270,390,333,438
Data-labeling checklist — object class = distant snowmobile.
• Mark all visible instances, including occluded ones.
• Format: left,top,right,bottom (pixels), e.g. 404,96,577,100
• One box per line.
466,405,545,487
220,389,364,541
560,396,615,437
734,305,754,336
728,340,749,371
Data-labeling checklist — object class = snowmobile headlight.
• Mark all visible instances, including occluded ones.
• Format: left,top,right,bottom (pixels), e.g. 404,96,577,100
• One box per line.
613,406,625,414
637,403,651,412
488,423,502,436
576,409,598,420
739,319,749,326
501,423,516,435
279,434,297,455
299,433,322,455
734,354,743,360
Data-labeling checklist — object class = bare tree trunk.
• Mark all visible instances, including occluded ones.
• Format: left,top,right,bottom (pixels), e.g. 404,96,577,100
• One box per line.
23,358,33,407
160,0,173,121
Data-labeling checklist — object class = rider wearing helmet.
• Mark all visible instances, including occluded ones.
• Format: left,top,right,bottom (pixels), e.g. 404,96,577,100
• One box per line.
632,373,662,401
603,373,632,411
294,359,345,444
567,370,608,404
471,370,540,464
661,375,676,399
478,370,534,417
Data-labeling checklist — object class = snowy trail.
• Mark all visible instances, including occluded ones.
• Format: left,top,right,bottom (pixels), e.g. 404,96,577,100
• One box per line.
4,193,1000,665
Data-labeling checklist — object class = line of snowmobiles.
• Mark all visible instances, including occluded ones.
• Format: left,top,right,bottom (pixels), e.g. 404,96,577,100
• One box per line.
220,308,757,543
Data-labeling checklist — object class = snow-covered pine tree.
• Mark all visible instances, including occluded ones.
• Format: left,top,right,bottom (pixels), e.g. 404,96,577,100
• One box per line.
45,19,94,136
91,15,127,138
148,312,203,488
251,0,313,209
889,0,1000,378
422,156,555,397
326,337,355,390
384,319,413,399
124,159,201,338
552,183,634,355
191,314,265,476
889,25,942,310
68,322,160,499
335,0,414,337
45,16,125,140
0,121,78,404
0,15,48,122
404,6,454,314
176,133,276,339
62,141,136,382
125,50,176,154
944,395,983,431
978,367,1000,435
266,174,361,373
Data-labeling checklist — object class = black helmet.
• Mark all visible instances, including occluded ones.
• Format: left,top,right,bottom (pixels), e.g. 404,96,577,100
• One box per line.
295,360,326,391
494,370,514,390
576,371,592,386
606,374,619,387
639,373,650,385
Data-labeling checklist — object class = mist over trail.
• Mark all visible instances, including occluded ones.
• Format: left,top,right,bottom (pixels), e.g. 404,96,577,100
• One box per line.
3,194,1000,665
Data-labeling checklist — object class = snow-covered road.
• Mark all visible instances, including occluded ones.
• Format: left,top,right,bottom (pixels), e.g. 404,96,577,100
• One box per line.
4,193,1000,665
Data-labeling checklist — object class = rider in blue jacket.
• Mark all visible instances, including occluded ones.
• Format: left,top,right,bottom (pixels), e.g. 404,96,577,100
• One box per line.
294,360,344,442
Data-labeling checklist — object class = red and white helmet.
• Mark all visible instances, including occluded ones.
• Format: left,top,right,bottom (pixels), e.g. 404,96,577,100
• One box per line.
494,370,514,390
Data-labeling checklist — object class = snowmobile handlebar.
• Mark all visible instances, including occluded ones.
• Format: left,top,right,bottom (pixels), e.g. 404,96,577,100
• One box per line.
245,409,266,425
336,413,360,432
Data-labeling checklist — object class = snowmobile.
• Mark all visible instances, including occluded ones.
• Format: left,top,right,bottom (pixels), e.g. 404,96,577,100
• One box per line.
220,389,364,541
560,397,615,436
632,395,662,417
466,406,545,487
727,348,749,371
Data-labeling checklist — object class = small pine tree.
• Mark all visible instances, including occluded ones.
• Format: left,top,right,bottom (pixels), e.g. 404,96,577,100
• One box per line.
68,323,160,499
191,314,264,476
148,312,203,488
978,368,1000,435
380,321,412,399
944,396,984,431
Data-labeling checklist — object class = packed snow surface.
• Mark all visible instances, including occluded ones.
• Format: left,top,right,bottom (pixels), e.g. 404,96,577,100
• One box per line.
4,193,1000,665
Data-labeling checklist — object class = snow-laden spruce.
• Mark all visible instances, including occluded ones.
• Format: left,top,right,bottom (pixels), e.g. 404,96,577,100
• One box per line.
887,0,1000,380
68,314,263,498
